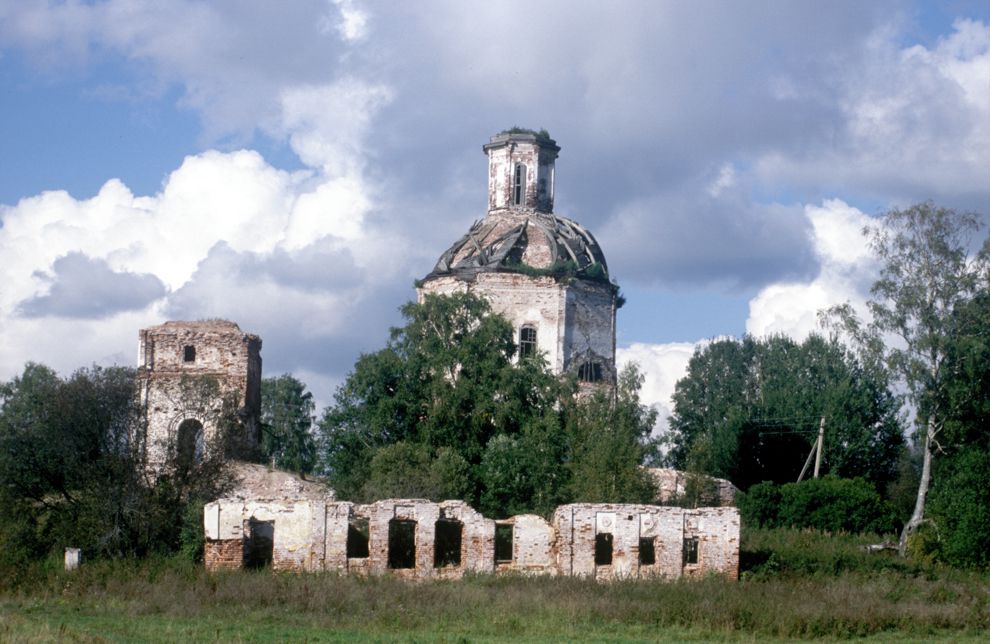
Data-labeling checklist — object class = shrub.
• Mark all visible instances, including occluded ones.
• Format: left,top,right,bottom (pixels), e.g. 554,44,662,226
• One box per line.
737,481,782,527
738,477,897,534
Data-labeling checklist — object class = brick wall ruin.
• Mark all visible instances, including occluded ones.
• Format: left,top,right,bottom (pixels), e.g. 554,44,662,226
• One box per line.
204,497,739,580
647,468,739,507
136,320,262,471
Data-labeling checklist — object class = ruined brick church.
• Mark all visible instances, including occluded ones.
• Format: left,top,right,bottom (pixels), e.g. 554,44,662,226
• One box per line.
136,130,739,580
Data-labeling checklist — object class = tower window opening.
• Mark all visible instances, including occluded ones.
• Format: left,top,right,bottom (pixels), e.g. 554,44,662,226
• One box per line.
578,361,603,383
513,163,526,205
183,345,196,362
519,326,537,359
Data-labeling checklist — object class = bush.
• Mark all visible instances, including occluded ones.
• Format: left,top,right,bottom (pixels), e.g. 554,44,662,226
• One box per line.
926,448,990,569
739,477,897,534
737,481,781,527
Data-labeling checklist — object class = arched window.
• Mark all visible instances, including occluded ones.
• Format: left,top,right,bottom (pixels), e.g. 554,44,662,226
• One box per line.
578,361,603,383
513,163,526,205
519,325,537,358
176,418,204,468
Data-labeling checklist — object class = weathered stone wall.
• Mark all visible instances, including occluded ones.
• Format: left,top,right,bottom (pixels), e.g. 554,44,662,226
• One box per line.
646,468,739,507
564,280,617,385
136,320,261,470
204,539,243,570
495,514,556,574
552,504,740,580
204,498,739,581
418,272,615,381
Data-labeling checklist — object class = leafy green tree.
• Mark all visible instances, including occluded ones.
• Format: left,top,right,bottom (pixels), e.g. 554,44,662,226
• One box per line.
921,286,990,567
926,449,990,569
0,363,236,567
318,292,565,504
565,364,658,504
260,374,317,474
318,292,657,513
666,334,902,489
823,202,990,554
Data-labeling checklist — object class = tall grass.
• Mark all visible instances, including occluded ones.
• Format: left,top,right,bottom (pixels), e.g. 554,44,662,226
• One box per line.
2,528,989,641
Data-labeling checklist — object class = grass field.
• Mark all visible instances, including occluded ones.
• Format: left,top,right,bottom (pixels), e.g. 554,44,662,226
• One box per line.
2,529,988,642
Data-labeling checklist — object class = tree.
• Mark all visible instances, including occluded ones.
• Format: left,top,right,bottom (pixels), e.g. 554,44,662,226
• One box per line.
317,292,657,514
565,364,658,504
922,285,990,567
666,334,902,489
824,202,990,555
260,374,317,475
317,292,566,505
0,363,237,567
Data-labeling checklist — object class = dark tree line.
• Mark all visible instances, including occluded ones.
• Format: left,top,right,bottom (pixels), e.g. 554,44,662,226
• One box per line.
665,333,903,491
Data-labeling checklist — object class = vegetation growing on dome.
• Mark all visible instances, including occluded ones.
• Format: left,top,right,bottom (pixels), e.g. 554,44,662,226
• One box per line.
501,126,554,143
502,259,613,285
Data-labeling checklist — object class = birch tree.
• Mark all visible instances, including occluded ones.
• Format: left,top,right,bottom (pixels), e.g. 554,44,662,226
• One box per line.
824,202,989,555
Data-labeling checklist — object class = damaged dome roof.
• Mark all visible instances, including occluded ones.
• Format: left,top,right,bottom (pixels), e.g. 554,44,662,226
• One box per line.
428,211,609,280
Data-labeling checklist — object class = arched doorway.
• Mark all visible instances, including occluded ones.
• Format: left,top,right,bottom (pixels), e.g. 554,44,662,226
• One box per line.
176,418,204,468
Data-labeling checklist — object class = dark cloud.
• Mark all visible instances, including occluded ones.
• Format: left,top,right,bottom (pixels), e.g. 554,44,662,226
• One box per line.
599,189,818,290
18,253,166,319
165,240,363,317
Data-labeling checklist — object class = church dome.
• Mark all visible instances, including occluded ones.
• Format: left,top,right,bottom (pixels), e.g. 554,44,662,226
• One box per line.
427,210,610,281
426,129,609,283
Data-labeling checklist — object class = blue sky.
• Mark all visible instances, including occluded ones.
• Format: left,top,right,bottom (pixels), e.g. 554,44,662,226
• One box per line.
1,0,988,423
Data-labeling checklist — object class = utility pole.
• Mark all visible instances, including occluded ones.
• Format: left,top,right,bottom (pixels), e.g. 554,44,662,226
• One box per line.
797,416,826,482
813,416,825,479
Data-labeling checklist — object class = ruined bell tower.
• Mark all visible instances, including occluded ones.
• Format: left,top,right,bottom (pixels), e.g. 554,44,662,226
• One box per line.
136,320,262,472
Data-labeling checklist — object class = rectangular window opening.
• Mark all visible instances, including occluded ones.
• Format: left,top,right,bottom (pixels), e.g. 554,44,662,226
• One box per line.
388,519,416,569
595,532,613,566
434,519,463,568
683,536,699,566
347,517,370,559
513,163,526,205
244,518,274,569
639,537,656,566
494,523,514,563
183,345,196,362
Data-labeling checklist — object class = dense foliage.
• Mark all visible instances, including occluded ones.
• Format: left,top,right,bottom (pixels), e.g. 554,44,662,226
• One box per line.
824,202,990,555
738,477,898,534
922,286,990,568
665,334,902,490
317,292,656,516
260,374,317,474
0,364,236,568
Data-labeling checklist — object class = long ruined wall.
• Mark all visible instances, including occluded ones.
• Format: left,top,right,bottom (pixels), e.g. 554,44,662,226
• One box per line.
204,498,740,580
